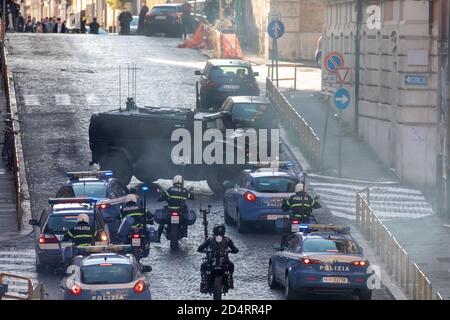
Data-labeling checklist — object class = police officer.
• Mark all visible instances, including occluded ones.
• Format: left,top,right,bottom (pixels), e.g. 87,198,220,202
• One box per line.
65,214,94,247
198,224,238,293
283,183,321,218
157,175,194,241
120,194,146,228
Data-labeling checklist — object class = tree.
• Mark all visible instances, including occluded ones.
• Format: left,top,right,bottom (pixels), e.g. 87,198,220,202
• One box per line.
107,0,130,10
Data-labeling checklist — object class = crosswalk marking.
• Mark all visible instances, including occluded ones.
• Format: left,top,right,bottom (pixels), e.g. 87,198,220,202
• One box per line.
86,94,100,106
54,94,72,106
308,179,434,221
23,94,40,106
0,249,38,296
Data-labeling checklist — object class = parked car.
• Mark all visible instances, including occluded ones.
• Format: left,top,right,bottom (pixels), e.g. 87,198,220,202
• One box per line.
130,16,139,35
144,3,183,37
195,59,260,110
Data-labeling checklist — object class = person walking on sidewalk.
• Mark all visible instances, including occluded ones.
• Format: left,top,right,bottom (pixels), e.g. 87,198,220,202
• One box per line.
137,2,149,35
89,18,100,34
180,0,192,39
118,8,133,35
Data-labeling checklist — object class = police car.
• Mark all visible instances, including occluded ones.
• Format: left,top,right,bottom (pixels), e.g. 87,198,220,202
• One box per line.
29,198,112,272
55,171,133,241
61,248,152,300
223,162,301,233
268,225,374,300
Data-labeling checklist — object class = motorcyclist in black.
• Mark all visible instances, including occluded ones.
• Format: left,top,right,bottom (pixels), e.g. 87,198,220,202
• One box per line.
64,214,94,247
197,224,239,293
156,175,194,242
280,183,321,248
119,194,146,228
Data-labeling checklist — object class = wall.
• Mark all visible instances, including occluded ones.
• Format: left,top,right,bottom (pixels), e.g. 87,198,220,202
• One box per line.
323,0,439,189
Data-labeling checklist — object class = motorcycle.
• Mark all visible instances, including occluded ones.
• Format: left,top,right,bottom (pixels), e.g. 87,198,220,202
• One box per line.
154,187,196,250
199,205,236,300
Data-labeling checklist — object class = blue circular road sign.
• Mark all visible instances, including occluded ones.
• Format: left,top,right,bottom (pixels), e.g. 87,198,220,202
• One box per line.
268,20,285,39
334,88,351,110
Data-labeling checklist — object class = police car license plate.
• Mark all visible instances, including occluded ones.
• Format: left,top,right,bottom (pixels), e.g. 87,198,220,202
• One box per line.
291,224,300,233
221,85,239,90
155,16,167,20
171,216,180,224
132,238,141,246
267,215,278,220
322,277,348,284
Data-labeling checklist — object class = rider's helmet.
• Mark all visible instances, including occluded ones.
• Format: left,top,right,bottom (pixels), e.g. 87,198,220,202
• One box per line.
125,194,138,204
213,224,226,236
77,213,90,224
173,175,184,188
295,183,304,193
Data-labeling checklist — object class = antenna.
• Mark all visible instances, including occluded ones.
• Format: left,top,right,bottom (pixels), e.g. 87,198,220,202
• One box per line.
118,64,142,111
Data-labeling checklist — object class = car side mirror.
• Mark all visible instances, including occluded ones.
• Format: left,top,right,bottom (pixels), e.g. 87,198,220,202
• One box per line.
195,70,203,76
29,219,39,226
253,72,259,77
272,243,282,251
142,265,152,273
104,217,115,224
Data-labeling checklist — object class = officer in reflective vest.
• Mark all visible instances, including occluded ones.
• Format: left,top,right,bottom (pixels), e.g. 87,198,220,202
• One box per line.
283,183,321,218
120,194,146,228
65,213,94,247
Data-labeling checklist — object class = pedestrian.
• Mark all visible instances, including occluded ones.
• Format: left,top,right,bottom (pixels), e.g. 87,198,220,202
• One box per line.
35,21,43,33
53,17,66,33
89,17,100,34
180,0,192,39
118,8,133,35
24,16,33,33
43,17,49,33
204,0,218,24
18,13,25,32
80,16,87,34
137,2,149,35
48,17,55,33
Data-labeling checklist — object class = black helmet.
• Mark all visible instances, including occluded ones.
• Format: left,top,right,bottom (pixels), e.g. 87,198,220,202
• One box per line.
213,224,225,236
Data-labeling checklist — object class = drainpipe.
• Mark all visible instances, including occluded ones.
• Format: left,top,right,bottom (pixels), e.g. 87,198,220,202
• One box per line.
354,0,362,135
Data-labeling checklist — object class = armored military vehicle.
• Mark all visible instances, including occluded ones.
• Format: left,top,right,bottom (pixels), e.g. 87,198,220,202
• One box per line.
88,98,261,193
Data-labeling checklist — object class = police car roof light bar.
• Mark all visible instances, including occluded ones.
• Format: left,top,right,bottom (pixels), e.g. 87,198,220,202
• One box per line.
248,160,295,169
48,197,98,205
306,224,350,234
76,244,133,255
66,171,114,180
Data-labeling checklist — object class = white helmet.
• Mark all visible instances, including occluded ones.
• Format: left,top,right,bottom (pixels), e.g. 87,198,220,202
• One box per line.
173,175,184,187
125,194,138,204
295,183,305,193
77,213,90,224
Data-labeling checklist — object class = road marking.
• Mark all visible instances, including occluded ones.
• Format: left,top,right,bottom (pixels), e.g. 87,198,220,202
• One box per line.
55,94,72,106
23,94,40,106
86,94,100,106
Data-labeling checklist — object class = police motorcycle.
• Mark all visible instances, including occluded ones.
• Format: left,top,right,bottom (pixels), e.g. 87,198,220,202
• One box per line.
154,186,197,250
199,206,235,301
116,186,158,261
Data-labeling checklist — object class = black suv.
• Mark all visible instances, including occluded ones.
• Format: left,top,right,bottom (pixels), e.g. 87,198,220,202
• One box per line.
195,60,260,110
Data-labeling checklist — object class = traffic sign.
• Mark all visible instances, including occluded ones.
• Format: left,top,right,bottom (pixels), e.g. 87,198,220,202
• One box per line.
336,67,350,85
324,52,345,73
268,20,285,39
405,75,428,85
334,87,351,110
269,10,281,22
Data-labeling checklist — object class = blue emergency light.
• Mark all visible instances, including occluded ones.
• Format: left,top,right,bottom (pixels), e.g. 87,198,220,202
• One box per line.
66,171,114,180
48,197,98,205
141,186,149,192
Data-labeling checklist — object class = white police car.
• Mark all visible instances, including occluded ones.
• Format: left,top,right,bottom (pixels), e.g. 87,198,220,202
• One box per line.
61,248,152,300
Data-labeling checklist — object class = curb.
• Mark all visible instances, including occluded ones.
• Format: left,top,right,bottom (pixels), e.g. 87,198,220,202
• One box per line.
3,45,33,240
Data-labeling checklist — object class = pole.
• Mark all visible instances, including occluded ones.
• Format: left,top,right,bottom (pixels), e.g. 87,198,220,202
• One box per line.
275,39,279,88
320,102,331,172
354,0,362,135
2,0,5,38
271,38,275,82
338,110,342,178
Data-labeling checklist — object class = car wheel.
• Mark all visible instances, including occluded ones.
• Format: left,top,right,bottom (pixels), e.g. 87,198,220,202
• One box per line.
224,203,233,225
285,273,297,300
35,256,46,274
207,175,227,194
358,290,372,300
100,152,132,186
268,262,281,289
236,210,248,234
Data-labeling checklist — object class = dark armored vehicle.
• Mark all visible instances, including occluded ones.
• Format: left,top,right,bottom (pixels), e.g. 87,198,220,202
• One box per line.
88,99,264,193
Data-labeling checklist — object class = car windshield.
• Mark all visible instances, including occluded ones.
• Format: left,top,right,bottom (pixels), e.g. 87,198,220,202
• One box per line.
44,213,93,234
303,238,362,254
81,264,133,284
210,66,252,80
71,182,107,198
131,17,139,26
253,177,297,193
151,6,178,14
232,103,274,121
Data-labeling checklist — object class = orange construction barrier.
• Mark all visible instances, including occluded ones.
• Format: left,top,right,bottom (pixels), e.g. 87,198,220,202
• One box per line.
221,33,243,59
177,24,206,49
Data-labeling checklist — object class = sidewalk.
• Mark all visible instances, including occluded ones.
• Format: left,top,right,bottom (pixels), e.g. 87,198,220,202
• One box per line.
0,91,19,239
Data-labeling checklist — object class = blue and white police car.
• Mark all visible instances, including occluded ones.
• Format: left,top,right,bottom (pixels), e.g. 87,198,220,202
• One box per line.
29,198,112,272
268,225,374,300
61,249,152,300
55,171,133,241
223,163,301,233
